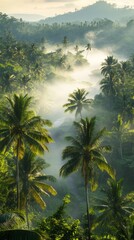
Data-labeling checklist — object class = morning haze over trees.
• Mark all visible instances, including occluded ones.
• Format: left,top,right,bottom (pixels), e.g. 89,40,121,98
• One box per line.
0,1,134,239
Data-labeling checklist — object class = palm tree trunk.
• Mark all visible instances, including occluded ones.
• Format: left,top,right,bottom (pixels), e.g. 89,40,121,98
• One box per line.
16,157,20,210
119,141,123,161
25,195,29,229
16,140,20,210
80,111,82,119
85,184,91,240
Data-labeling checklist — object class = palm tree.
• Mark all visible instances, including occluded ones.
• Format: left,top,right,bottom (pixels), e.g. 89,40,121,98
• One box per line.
20,149,57,228
111,114,131,161
117,61,132,113
60,117,115,240
100,76,118,97
101,56,118,77
101,56,119,96
63,88,92,119
0,94,53,210
94,178,134,239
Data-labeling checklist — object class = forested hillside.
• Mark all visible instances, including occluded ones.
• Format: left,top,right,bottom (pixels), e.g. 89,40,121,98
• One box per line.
0,12,134,240
41,1,134,24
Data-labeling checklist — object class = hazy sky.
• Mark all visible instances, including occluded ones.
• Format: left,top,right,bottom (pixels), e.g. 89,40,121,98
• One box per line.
0,0,134,18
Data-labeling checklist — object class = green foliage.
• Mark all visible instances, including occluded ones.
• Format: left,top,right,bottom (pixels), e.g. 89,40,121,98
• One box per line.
0,93,53,157
93,178,134,239
20,149,57,227
0,93,53,210
37,195,83,240
0,211,25,230
0,11,134,240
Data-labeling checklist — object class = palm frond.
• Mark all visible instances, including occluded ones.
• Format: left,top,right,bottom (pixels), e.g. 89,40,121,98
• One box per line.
23,134,48,153
60,157,80,176
35,175,56,182
33,181,57,196
96,157,115,179
30,186,46,209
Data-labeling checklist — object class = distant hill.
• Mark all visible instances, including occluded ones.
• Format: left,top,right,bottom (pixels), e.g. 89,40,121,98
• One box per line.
40,1,134,24
9,14,45,22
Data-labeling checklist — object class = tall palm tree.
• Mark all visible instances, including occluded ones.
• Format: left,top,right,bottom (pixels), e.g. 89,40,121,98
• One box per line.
101,56,119,96
0,94,53,210
20,149,57,228
117,61,132,113
94,178,134,239
63,88,92,118
60,117,115,240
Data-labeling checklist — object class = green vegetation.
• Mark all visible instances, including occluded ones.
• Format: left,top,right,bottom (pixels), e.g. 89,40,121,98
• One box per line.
0,12,134,240
60,117,115,240
93,178,134,239
37,195,83,240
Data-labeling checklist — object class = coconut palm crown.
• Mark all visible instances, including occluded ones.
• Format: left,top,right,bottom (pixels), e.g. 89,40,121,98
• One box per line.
63,88,92,118
60,117,114,189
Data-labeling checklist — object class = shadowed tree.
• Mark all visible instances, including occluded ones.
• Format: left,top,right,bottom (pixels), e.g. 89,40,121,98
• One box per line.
100,75,118,97
74,45,79,54
111,114,131,161
62,36,68,53
0,94,53,210
85,43,91,57
100,56,120,109
100,56,119,98
101,56,118,77
60,117,115,240
63,88,92,119
117,61,133,114
94,178,134,239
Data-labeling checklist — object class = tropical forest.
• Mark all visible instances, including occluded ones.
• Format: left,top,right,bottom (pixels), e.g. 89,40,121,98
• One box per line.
0,1,134,239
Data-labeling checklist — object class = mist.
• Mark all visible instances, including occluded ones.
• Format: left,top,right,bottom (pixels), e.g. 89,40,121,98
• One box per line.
33,46,124,176
35,47,110,119
30,46,124,217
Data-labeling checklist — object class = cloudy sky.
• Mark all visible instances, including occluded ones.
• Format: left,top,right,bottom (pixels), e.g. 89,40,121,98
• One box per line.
0,0,134,18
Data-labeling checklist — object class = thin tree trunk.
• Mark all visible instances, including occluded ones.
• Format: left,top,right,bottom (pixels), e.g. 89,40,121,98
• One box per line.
16,157,20,210
26,195,29,229
16,140,20,210
80,111,82,119
85,185,91,240
119,141,123,161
